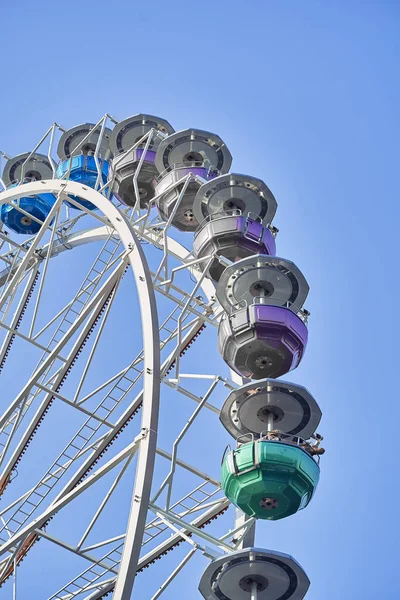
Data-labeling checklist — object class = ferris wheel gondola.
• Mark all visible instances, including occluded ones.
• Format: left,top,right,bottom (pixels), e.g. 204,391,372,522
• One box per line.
0,112,324,600
109,113,175,208
154,128,232,231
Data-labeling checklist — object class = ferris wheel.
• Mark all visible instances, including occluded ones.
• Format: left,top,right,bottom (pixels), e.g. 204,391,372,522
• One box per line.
0,113,325,599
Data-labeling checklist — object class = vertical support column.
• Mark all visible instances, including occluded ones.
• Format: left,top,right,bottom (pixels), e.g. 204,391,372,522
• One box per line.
267,412,274,433
13,557,16,600
234,507,255,549
251,581,258,600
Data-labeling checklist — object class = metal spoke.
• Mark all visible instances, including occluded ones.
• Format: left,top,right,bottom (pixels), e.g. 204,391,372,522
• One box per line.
0,109,321,600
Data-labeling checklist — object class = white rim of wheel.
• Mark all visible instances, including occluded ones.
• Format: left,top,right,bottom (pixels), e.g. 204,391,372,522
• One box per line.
0,115,319,600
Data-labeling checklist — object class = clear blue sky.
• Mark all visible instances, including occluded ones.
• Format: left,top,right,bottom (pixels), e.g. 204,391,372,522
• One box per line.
1,1,399,599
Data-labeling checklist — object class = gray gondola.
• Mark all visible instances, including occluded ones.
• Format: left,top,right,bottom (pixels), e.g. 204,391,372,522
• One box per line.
198,547,310,600
218,303,308,380
109,114,175,208
57,123,113,161
154,128,232,232
220,378,322,441
193,173,277,226
154,128,232,175
193,212,277,282
216,254,309,314
109,113,174,154
2,152,54,185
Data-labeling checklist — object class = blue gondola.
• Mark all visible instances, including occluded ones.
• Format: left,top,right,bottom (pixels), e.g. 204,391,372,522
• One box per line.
0,183,56,235
56,155,109,211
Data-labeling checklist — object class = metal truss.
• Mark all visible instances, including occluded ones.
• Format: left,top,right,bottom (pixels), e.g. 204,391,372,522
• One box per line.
0,120,249,600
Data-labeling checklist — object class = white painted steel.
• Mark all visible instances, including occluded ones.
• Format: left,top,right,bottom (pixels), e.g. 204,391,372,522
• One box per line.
0,180,160,599
0,170,246,599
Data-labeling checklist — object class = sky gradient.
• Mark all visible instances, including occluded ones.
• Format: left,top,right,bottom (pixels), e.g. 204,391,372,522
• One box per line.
1,1,399,598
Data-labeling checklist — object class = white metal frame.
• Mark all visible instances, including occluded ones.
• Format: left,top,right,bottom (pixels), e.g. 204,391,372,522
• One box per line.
0,180,161,599
0,120,254,600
